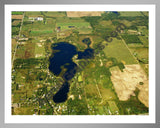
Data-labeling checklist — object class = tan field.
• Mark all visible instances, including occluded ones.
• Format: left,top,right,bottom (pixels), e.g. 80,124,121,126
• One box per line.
12,15,23,19
67,11,104,17
110,64,149,107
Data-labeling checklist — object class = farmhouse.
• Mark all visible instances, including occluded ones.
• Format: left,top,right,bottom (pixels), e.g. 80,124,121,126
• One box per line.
28,17,43,21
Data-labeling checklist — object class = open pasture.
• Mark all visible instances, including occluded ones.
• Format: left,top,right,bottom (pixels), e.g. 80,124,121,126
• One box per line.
56,21,92,34
102,38,137,64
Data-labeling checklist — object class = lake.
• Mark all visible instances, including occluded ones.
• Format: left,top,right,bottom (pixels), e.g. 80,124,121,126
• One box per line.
49,41,94,103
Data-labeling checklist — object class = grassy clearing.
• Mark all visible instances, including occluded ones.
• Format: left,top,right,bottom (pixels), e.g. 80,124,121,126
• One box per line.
107,101,119,114
15,41,35,59
119,11,143,17
12,20,21,26
35,43,46,58
102,38,137,64
99,85,117,101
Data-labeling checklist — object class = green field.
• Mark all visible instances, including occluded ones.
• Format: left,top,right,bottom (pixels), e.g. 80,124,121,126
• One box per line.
102,38,138,64
138,36,148,47
57,22,91,30
43,11,66,17
137,26,148,36
56,21,92,34
12,11,23,15
25,11,42,16
129,47,148,63
121,34,142,44
21,18,56,37
119,11,143,17
56,17,85,23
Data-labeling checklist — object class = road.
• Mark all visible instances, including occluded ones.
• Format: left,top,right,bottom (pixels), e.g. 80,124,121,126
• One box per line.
11,12,25,69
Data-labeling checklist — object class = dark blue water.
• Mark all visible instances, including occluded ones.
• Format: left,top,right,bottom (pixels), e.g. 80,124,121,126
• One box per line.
49,41,94,103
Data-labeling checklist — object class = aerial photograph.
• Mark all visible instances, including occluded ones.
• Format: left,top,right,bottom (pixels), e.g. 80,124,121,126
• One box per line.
11,11,149,115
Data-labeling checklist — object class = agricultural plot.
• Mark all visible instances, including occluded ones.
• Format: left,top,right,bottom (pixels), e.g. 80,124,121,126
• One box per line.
110,64,149,108
12,15,23,20
102,38,138,64
56,22,92,34
12,11,24,15
119,11,143,17
67,11,104,17
21,18,56,37
137,36,148,47
25,11,42,16
15,41,35,59
43,11,66,17
129,47,149,64
121,34,142,44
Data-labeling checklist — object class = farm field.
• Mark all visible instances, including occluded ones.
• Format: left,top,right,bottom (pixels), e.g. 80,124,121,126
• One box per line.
67,11,104,17
12,15,23,19
102,38,138,64
56,21,92,34
12,11,24,15
15,41,35,59
25,11,42,16
119,11,143,17
121,34,142,44
43,11,66,17
21,18,56,37
137,36,148,47
129,47,149,64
